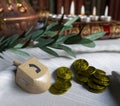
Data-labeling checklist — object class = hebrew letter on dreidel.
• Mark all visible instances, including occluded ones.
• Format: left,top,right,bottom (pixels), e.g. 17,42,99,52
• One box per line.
14,57,51,94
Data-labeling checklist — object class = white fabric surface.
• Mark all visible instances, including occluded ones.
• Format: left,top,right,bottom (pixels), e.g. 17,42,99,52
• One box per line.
0,39,120,106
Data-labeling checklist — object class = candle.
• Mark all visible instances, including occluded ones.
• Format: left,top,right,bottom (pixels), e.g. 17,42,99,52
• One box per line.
104,6,108,17
81,5,85,16
61,6,64,14
100,5,111,22
57,6,64,19
79,5,87,22
90,6,99,21
70,0,75,15
92,6,96,16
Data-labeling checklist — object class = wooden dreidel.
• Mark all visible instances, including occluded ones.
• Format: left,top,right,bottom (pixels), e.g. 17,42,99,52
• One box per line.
14,57,51,94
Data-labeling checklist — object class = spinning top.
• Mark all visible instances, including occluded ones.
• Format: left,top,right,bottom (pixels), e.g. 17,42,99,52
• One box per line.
14,57,51,94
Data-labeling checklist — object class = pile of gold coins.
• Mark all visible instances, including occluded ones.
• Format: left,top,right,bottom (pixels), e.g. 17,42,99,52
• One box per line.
72,59,110,93
49,67,72,95
49,59,110,95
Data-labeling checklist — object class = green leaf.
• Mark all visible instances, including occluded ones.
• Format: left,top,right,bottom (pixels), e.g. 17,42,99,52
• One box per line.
64,16,79,26
64,34,82,44
50,24,64,31
35,38,54,47
64,34,95,48
0,34,20,47
64,25,73,30
9,49,30,57
8,37,25,48
46,22,58,31
51,44,76,58
58,25,73,37
56,33,77,43
6,34,20,45
59,27,65,37
27,30,44,40
0,36,5,45
25,26,33,36
59,44,76,57
40,47,59,57
14,43,24,48
79,38,96,48
42,31,56,37
85,32,106,41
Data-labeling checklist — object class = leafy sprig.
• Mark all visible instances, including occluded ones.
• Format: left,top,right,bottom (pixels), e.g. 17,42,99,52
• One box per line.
0,16,105,58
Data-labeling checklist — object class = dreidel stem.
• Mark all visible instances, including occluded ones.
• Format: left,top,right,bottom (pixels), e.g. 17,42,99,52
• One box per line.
13,60,21,67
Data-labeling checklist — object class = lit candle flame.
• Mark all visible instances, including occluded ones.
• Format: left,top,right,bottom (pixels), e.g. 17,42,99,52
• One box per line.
61,6,64,14
93,6,96,16
104,6,108,17
81,5,85,16
70,0,75,15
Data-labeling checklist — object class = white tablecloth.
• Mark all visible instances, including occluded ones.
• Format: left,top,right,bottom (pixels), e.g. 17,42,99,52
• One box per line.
0,39,120,106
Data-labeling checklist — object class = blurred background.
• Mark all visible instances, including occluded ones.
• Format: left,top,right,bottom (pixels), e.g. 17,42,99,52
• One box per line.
28,0,120,21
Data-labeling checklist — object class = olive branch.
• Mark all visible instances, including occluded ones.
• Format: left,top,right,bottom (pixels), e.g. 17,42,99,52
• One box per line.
0,16,105,58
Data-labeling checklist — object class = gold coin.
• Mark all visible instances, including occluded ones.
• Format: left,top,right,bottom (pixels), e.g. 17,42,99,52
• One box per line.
53,80,72,90
73,59,89,73
95,69,106,75
92,77,110,86
56,67,72,80
77,70,88,77
77,66,96,77
86,66,96,75
76,74,88,83
57,76,72,81
87,79,105,90
93,74,110,82
87,86,106,93
49,85,67,95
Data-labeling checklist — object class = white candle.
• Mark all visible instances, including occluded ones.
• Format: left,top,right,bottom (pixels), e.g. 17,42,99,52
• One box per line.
70,0,75,15
79,5,87,22
104,6,108,17
90,6,99,21
101,6,112,21
61,6,64,14
92,6,96,16
81,5,85,16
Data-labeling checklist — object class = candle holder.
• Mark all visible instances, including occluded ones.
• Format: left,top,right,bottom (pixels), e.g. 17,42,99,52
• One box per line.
100,16,112,22
0,0,38,37
90,15,99,21
80,15,87,22
86,17,91,23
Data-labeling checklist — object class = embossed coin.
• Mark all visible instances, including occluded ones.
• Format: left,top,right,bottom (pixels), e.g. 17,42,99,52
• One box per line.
78,66,96,77
73,59,89,73
86,66,96,75
93,74,110,82
76,75,88,83
49,85,67,95
53,80,72,90
87,79,105,90
92,77,110,86
87,86,106,93
56,67,72,80
57,76,72,81
95,69,106,75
